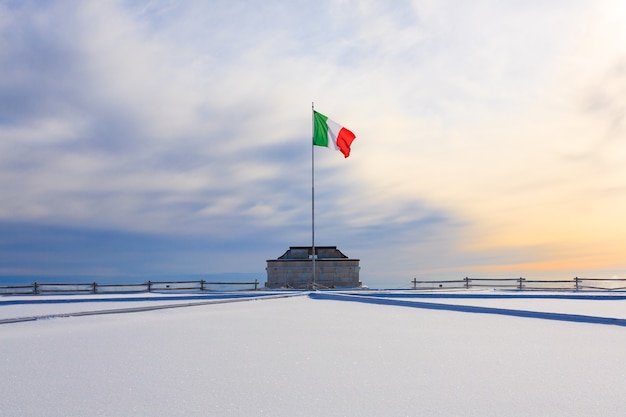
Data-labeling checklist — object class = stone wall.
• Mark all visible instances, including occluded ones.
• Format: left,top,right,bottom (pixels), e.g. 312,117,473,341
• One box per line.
265,246,360,289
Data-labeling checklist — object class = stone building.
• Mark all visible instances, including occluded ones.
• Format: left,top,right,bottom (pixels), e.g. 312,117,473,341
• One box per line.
265,246,361,289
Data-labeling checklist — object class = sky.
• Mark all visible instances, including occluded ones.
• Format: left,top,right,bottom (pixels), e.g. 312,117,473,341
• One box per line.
1,0,626,287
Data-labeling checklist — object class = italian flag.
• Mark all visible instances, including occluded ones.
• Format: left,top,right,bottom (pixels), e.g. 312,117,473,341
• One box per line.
313,111,356,158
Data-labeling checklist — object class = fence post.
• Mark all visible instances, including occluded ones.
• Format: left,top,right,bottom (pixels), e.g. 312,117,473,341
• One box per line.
412,278,417,289
93,282,97,294
465,277,470,289
574,277,579,291
254,279,259,290
147,280,152,292
518,277,525,290
33,282,39,295
200,280,205,291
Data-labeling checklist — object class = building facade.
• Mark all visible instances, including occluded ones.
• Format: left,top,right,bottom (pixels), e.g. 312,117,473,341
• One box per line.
265,246,361,289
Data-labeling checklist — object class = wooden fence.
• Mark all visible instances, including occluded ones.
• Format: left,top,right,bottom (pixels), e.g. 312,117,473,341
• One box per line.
0,279,260,295
410,277,626,291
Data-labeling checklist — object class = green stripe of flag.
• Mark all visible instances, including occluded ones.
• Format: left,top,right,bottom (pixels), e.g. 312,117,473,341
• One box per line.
313,111,329,147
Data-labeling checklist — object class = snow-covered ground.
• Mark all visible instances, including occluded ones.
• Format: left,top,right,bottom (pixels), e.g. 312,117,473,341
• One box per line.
0,291,295,323
2,290,626,416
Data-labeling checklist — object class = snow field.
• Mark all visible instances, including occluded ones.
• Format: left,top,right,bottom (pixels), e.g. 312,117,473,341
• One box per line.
2,293,626,416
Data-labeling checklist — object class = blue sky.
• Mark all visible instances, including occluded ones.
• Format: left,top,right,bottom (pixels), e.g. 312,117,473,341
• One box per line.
1,0,626,287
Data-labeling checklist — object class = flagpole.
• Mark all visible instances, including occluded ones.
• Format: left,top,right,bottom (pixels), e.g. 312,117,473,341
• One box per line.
311,102,316,289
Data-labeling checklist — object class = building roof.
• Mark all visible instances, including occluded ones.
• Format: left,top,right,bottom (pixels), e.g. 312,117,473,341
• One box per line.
268,246,358,261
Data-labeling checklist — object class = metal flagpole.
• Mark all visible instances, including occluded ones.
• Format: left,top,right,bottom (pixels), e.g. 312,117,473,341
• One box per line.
311,102,316,289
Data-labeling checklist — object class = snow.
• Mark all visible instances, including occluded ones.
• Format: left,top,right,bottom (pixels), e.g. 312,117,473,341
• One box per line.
391,293,626,319
2,291,626,416
0,292,293,322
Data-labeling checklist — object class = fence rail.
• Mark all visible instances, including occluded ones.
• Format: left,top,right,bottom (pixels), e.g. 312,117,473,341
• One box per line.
0,279,260,295
410,277,626,291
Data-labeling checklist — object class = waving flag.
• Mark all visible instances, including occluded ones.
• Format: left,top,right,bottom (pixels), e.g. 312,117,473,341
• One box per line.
313,111,356,158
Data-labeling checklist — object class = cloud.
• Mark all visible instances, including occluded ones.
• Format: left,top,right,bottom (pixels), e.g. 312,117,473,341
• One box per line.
2,0,626,286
